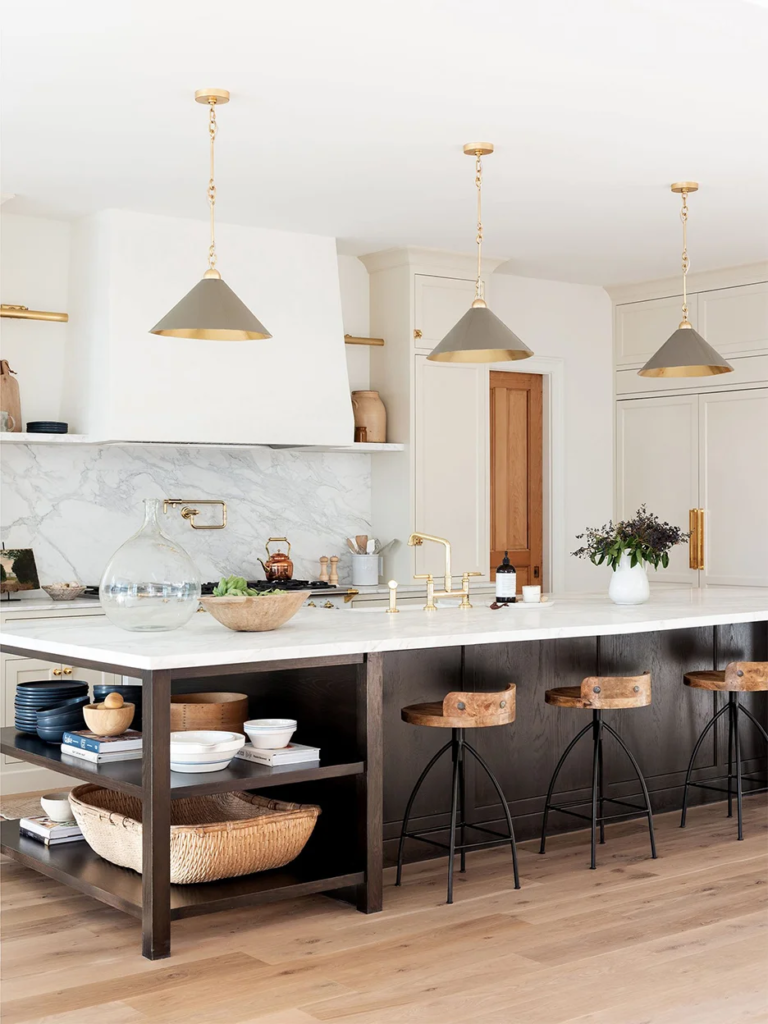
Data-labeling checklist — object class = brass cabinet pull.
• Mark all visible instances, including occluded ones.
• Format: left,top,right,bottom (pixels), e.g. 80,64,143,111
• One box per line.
52,668,62,676
63,667,73,675
414,329,423,339
689,508,705,570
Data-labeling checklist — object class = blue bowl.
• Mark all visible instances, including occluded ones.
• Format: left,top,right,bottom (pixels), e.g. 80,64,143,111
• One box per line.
36,697,90,720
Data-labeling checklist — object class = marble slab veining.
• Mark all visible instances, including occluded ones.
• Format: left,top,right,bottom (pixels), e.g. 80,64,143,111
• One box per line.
1,588,766,673
0,443,371,586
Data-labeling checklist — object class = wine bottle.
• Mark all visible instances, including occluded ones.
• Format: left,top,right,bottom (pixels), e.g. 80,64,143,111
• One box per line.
495,551,516,604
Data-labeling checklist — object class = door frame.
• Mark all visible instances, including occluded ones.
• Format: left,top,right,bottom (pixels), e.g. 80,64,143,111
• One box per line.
484,356,566,594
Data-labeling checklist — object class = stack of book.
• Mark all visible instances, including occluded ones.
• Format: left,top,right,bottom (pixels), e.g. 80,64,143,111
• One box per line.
61,729,142,764
19,815,84,846
235,741,321,766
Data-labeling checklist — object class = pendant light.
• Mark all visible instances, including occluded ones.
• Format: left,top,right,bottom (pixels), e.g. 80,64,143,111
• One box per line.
639,183,731,377
150,89,271,342
427,143,533,363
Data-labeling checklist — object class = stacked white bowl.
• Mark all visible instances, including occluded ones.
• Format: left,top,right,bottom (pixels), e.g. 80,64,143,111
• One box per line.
169,731,246,773
243,718,297,749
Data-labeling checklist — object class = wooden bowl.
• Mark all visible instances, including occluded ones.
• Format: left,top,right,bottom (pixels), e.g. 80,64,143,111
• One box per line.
200,592,309,632
82,702,135,736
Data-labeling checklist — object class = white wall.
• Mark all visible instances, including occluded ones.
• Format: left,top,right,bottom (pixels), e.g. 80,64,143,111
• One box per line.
490,272,613,591
338,254,370,390
0,213,70,426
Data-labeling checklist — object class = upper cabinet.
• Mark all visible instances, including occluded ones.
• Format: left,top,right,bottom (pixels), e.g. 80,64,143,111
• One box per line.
697,282,768,358
615,294,694,368
413,275,476,353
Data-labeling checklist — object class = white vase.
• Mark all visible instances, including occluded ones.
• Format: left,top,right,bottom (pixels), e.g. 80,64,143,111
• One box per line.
608,551,650,606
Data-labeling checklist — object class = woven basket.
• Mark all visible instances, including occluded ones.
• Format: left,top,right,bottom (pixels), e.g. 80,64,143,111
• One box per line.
69,784,321,884
170,692,249,734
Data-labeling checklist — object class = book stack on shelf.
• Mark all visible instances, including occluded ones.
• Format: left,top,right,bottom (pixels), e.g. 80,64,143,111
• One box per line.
235,741,321,766
19,815,84,846
60,729,142,764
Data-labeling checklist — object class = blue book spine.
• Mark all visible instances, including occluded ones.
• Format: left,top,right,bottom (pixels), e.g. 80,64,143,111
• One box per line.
61,732,102,752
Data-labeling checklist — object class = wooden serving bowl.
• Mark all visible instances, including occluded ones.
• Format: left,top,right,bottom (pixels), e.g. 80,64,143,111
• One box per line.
200,591,309,632
83,702,135,736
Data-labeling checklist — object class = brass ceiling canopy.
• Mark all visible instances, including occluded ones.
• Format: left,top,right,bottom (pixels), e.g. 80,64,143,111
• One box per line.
150,89,271,342
638,183,732,378
427,143,533,364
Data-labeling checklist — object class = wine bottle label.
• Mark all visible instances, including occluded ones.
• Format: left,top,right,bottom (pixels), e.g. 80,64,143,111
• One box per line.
496,572,517,598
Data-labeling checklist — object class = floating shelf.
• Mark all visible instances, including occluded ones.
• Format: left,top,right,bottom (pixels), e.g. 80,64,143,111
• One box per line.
0,434,404,453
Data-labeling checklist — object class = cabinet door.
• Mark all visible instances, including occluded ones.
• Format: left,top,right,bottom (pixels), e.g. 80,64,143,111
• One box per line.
699,388,768,587
414,357,488,581
615,295,697,368
616,395,699,584
697,282,768,358
413,275,476,353
2,656,59,764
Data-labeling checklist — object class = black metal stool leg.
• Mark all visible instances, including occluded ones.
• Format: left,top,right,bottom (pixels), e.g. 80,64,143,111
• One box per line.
727,694,735,818
738,703,768,745
680,702,731,829
396,738,452,886
597,718,605,845
446,729,462,904
458,738,467,874
734,695,744,841
464,742,521,890
602,722,657,860
539,721,593,854
590,711,603,870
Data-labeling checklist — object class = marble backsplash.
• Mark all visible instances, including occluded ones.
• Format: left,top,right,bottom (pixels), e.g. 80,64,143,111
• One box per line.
0,444,371,588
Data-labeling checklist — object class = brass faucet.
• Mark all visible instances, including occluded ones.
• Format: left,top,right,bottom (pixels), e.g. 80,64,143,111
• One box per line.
407,532,481,611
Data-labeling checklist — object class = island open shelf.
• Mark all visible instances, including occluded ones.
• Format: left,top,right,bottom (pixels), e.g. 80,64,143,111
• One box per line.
0,728,364,798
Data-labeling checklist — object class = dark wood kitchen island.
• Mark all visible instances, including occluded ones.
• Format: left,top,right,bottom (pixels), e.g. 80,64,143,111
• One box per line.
2,588,766,959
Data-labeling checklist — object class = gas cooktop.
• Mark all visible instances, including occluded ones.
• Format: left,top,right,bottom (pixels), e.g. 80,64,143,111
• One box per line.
201,579,334,595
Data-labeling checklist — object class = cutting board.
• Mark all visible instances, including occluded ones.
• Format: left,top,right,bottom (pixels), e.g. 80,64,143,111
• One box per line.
0,361,21,432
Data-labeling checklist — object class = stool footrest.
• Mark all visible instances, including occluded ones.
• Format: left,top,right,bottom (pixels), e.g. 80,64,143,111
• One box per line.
402,832,515,854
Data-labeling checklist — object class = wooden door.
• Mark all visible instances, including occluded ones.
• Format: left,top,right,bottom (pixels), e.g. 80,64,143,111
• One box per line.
615,394,700,585
699,388,768,587
490,371,543,591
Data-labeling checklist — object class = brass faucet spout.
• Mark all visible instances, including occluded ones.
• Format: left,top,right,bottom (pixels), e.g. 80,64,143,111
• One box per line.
408,531,452,592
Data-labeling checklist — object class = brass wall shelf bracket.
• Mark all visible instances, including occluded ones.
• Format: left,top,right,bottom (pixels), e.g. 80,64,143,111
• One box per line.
163,499,227,530
1,304,68,323
344,334,385,347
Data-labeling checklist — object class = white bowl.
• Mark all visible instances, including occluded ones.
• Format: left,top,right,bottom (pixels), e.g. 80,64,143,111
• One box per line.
243,718,297,749
170,758,236,774
40,791,73,822
169,730,245,754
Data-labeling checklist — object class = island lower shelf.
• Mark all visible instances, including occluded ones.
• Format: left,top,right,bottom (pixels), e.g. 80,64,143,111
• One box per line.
0,728,364,798
1,820,364,919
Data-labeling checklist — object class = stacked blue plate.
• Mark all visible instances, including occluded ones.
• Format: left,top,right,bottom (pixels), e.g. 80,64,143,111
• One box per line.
93,683,142,731
15,680,90,739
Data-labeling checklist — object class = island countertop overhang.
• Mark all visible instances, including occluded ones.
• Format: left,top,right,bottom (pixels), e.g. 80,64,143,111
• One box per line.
1,588,767,674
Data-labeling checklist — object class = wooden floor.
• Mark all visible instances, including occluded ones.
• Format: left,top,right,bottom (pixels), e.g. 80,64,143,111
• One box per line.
2,798,767,1024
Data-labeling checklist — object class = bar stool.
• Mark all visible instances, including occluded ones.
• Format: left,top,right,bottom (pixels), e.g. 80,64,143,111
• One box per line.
539,672,657,869
396,684,520,903
681,661,768,840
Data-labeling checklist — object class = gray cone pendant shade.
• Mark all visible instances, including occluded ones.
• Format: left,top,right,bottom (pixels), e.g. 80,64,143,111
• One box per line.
151,89,271,342
427,143,532,364
639,183,731,378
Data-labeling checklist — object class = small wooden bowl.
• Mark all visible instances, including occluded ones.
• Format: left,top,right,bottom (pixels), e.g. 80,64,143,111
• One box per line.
83,702,135,737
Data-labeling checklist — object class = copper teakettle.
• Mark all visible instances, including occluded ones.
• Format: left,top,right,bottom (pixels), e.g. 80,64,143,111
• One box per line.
258,537,293,581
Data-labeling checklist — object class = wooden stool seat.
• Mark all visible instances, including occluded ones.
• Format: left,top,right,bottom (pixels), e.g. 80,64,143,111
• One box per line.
401,684,515,729
545,674,651,710
685,663,768,692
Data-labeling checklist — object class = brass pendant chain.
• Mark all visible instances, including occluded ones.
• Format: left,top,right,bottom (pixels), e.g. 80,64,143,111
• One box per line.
475,152,484,302
680,190,690,324
207,101,218,272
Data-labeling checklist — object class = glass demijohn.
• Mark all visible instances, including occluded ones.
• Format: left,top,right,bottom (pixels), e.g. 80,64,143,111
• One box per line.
99,499,202,631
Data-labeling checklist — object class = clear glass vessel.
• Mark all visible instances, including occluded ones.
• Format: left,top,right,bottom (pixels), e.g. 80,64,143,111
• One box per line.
99,499,202,631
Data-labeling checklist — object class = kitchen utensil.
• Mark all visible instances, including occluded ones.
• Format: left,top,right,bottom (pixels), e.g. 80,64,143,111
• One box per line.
0,410,15,431
351,553,383,587
329,555,339,586
40,791,73,822
355,535,368,553
346,538,358,554
0,361,21,433
83,702,135,736
366,539,375,554
318,556,329,582
243,718,297,749
43,581,87,601
257,537,293,581
201,591,308,632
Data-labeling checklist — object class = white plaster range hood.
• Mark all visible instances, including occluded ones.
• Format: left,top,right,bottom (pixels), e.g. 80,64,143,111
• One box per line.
61,209,356,446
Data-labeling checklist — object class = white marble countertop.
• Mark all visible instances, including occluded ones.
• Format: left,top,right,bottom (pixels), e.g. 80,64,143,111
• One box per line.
1,587,766,674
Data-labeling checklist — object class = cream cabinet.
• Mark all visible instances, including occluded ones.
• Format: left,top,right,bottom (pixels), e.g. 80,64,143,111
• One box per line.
615,294,694,368
413,274,476,354
616,388,768,588
697,282,768,358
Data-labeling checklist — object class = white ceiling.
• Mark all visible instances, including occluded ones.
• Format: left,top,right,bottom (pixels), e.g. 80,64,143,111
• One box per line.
1,0,767,285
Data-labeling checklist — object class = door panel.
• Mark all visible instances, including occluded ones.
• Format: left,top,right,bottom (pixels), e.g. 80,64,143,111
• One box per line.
489,371,543,591
697,283,768,357
615,294,697,367
616,395,699,584
413,275,476,352
699,388,768,587
3,657,58,764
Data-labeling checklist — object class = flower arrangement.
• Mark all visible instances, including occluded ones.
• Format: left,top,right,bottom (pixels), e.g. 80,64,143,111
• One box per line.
572,505,689,571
